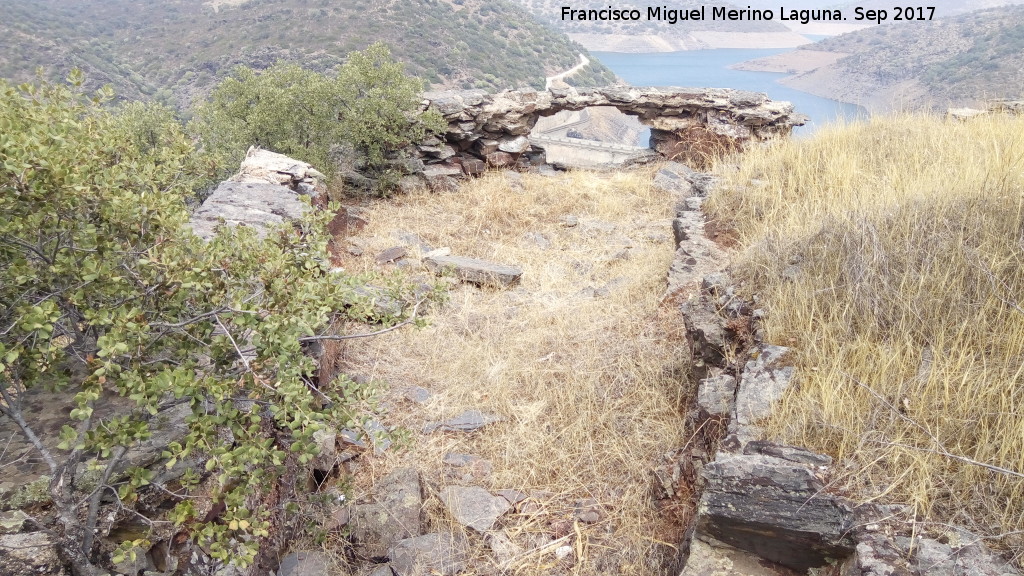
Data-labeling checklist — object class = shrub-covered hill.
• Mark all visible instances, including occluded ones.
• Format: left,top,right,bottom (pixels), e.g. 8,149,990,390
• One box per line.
0,0,617,108
770,4,1024,109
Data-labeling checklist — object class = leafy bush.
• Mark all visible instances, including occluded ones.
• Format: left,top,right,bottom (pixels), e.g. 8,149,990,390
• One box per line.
0,71,413,573
191,42,444,187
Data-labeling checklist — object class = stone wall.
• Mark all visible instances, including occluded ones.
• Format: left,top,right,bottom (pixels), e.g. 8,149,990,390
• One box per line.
408,86,806,190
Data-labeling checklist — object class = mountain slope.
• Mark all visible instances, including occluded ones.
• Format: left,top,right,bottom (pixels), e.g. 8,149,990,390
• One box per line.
734,5,1024,111
0,0,618,108
510,0,810,52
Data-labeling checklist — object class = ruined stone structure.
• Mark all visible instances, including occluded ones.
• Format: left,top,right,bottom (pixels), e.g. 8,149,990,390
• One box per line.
411,86,806,189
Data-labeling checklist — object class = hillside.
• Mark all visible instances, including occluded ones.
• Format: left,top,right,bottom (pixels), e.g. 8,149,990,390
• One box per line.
0,0,618,109
509,0,810,52
733,4,1024,111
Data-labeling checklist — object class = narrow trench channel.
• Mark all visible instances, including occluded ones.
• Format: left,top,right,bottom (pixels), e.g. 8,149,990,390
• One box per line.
326,167,698,575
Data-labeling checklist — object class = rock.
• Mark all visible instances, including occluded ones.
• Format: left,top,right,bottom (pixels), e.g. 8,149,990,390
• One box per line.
376,246,409,264
672,218,690,247
742,441,832,468
423,410,501,433
841,534,914,576
522,231,551,249
498,136,531,154
555,545,574,560
364,565,397,576
495,489,529,505
485,151,515,167
423,254,523,287
681,298,728,369
461,158,487,176
681,536,802,576
0,532,63,576
947,107,987,121
277,551,331,576
233,147,325,189
573,498,603,524
910,533,1019,576
439,485,512,531
189,182,311,240
0,510,27,535
732,345,794,441
839,529,1021,576
442,453,493,480
697,453,856,571
653,161,697,196
402,386,433,404
348,467,423,559
388,532,470,576
487,531,522,565
697,374,737,418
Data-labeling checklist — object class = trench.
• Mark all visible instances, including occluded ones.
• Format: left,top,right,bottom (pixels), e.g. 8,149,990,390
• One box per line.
326,165,702,575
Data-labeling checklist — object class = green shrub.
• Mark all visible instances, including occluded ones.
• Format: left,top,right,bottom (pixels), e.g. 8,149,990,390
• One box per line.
0,71,415,573
191,42,444,187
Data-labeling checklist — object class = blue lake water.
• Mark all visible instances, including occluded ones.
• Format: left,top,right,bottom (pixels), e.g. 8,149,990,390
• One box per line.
593,49,866,139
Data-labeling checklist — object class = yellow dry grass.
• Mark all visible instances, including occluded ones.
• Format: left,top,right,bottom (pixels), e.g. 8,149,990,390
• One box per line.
706,113,1024,560
334,168,691,574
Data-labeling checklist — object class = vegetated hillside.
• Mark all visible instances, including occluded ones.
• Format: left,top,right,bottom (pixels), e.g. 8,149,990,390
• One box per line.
755,5,1024,110
707,111,1024,563
0,0,618,109
834,0,1024,18
510,0,809,52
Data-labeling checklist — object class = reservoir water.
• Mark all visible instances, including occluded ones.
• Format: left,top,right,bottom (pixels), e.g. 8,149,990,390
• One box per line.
593,49,866,138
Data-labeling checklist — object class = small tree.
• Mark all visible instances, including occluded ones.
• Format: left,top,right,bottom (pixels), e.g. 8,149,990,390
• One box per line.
192,42,445,188
0,72,405,574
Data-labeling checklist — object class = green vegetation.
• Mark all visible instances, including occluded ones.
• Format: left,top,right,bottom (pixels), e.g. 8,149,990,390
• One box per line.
192,44,446,186
707,113,1024,556
0,0,616,110
0,71,421,573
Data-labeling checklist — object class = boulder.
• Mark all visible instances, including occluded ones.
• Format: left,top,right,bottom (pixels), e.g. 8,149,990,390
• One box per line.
189,182,311,240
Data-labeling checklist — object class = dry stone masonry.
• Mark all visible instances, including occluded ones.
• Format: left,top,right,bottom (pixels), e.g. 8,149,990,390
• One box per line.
665,164,1021,576
410,86,806,189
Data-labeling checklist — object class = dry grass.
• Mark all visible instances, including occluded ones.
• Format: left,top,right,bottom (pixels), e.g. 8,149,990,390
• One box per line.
706,113,1024,560
331,168,692,574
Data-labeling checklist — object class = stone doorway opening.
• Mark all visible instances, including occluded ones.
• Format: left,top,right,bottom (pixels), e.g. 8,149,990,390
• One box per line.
529,106,654,168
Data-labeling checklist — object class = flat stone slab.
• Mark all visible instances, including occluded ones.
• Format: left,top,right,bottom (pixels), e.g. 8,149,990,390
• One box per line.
189,181,310,240
734,345,794,427
388,532,470,576
439,485,512,531
423,254,522,287
423,410,500,434
681,536,802,576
